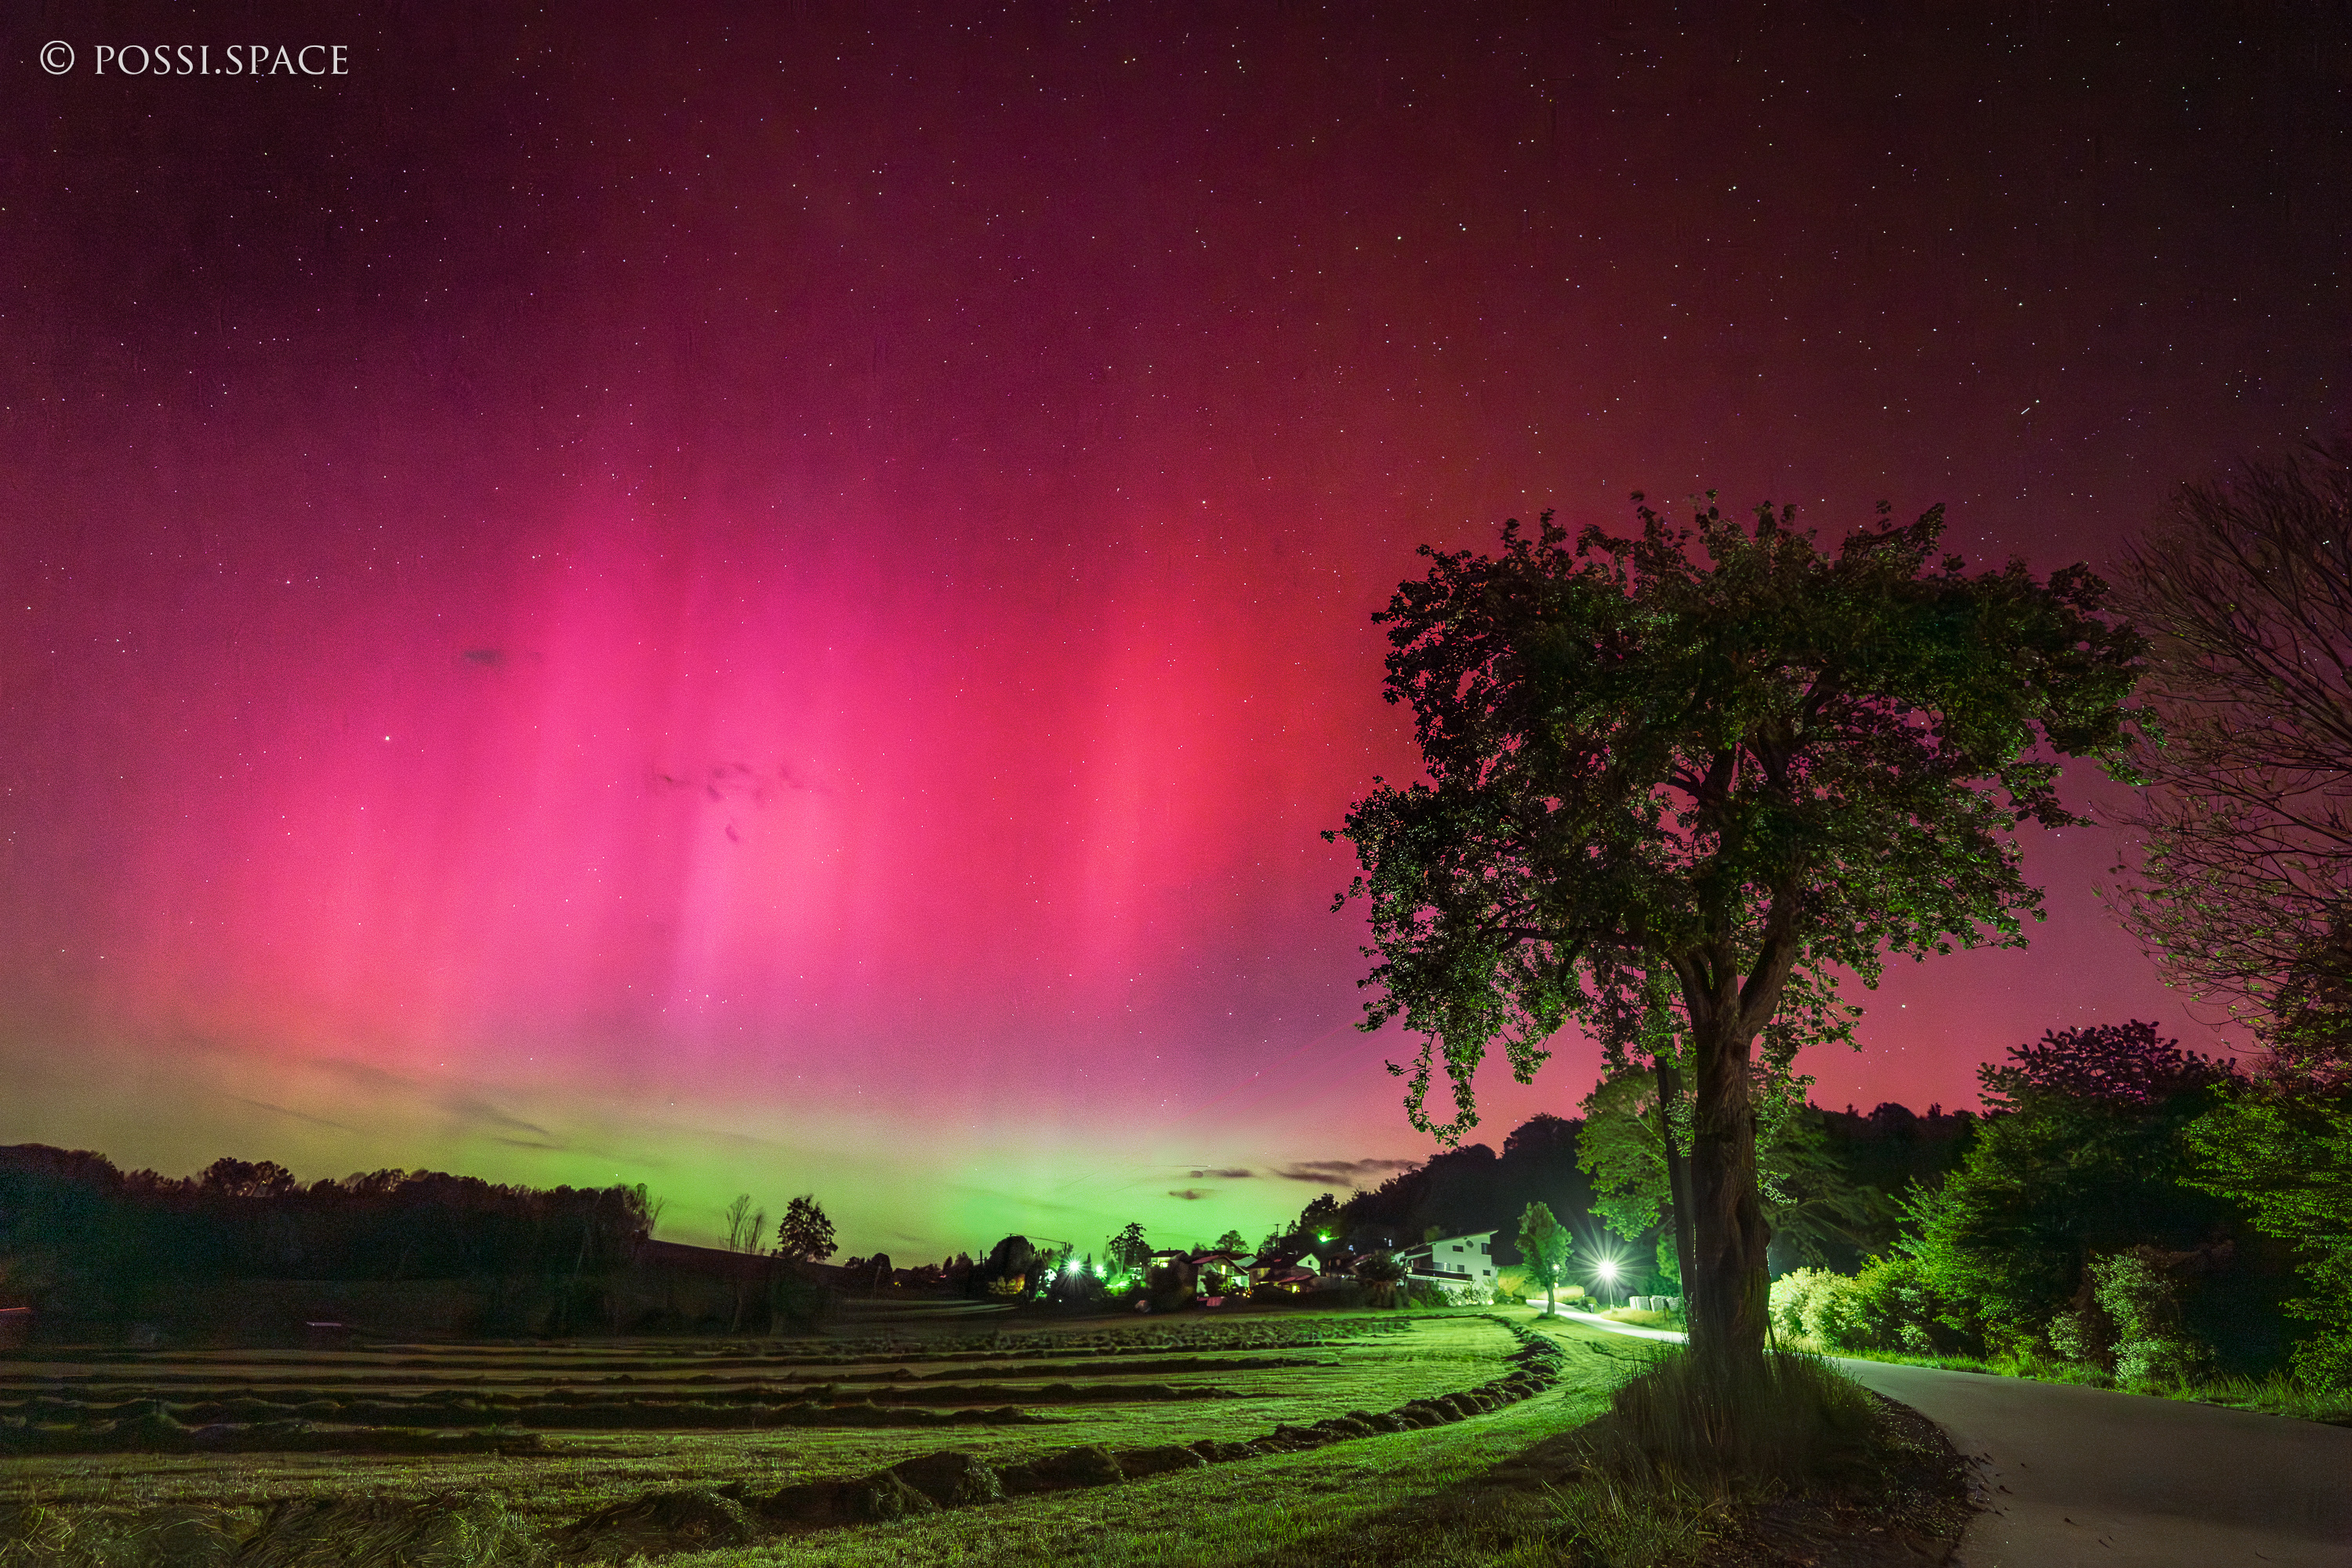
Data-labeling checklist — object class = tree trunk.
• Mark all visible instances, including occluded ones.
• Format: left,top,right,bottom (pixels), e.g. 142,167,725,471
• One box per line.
1683,998,1771,1378
1652,1054,1699,1311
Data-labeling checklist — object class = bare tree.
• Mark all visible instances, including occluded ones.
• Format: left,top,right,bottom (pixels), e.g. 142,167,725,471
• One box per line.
2115,441,2352,1084
721,1193,768,1333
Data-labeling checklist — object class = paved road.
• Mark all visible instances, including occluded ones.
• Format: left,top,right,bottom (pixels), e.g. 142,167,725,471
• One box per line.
1548,1311,2352,1566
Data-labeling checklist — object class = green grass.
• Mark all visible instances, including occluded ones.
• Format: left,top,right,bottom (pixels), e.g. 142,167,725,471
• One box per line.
1776,1334,2352,1425
1,1311,1675,1566
0,1315,1526,1515
1,1317,1953,1568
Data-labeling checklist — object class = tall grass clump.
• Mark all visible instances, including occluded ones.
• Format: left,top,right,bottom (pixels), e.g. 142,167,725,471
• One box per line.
1545,1472,1725,1568
1581,1348,1878,1493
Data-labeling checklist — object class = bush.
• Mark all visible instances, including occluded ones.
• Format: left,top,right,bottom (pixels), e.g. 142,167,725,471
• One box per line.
1770,1256,1941,1353
1767,1268,1829,1342
1799,1272,1860,1347
2091,1247,2210,1386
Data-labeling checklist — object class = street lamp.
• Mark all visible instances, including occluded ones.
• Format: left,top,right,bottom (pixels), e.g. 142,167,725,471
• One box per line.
1596,1258,1617,1309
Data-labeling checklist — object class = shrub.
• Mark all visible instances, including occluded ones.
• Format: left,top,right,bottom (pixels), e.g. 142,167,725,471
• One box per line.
1767,1269,1828,1342
1798,1272,1861,1348
2091,1247,2209,1386
1771,1256,1943,1353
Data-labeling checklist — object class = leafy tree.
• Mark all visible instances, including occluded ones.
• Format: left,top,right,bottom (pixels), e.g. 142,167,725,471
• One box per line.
194,1158,300,1200
1907,1023,2241,1350
2115,442,2352,1091
774,1195,836,1264
1107,1221,1152,1275
1354,1249,1407,1308
1295,1192,1343,1243
985,1234,1038,1284
2185,1087,2352,1390
1516,1201,1572,1316
1653,1232,1682,1292
1214,1229,1249,1254
1330,499,2145,1374
1581,1067,1894,1274
1576,1066,1686,1243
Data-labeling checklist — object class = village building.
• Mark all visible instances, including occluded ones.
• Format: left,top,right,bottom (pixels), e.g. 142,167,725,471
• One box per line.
1396,1230,1500,1295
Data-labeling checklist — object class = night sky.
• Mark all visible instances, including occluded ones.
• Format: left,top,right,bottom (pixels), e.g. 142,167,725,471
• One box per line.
4,4,2346,1260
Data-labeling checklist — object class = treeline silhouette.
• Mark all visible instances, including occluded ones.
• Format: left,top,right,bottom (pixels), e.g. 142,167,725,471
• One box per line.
1332,1113,1599,1253
0,1145,653,1293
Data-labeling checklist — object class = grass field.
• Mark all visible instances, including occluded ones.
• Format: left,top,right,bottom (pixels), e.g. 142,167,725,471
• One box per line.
0,1308,1666,1566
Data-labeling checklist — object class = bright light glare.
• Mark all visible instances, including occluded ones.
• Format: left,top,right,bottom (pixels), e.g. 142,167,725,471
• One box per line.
1597,1261,1617,1279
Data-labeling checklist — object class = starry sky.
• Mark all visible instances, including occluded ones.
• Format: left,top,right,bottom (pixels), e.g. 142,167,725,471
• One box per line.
2,3,2345,1261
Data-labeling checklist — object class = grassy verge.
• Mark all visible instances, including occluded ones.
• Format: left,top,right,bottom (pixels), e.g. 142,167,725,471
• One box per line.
1775,1334,2352,1425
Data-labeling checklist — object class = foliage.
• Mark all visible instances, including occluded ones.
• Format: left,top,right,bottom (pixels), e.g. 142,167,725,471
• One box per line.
1336,1113,1597,1254
1515,1203,1572,1316
980,1236,1040,1298
1904,1022,2247,1354
1979,1020,2238,1112
774,1196,836,1264
1575,1069,1681,1242
2088,1247,2209,1385
1330,496,2147,1368
1352,1249,1408,1308
1578,1069,1891,1267
2185,1087,2352,1390
1214,1229,1248,1254
0,1144,655,1321
2114,442,2352,1091
1769,1255,1955,1357
1107,1222,1152,1275
1331,495,2144,1124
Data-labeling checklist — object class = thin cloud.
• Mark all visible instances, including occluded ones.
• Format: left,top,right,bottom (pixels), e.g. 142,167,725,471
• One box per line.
228,1096,355,1133
1188,1167,1253,1180
445,1098,554,1140
1273,1158,1421,1187
1167,1189,1212,1201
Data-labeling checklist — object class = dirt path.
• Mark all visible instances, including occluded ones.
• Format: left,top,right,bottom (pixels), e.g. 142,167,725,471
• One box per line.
1550,1312,2352,1566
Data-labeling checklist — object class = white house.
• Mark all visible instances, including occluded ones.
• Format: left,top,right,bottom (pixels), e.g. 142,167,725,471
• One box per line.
1397,1231,1500,1294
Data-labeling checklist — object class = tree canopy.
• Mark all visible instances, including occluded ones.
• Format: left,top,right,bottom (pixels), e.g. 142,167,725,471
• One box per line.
1906,1022,2253,1358
1515,1201,1572,1316
1106,1221,1152,1274
1577,1065,1887,1272
774,1195,835,1263
1332,495,2146,1370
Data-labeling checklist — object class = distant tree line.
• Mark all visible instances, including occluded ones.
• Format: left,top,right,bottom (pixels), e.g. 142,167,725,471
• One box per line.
1231,1103,1965,1297
0,1145,655,1316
